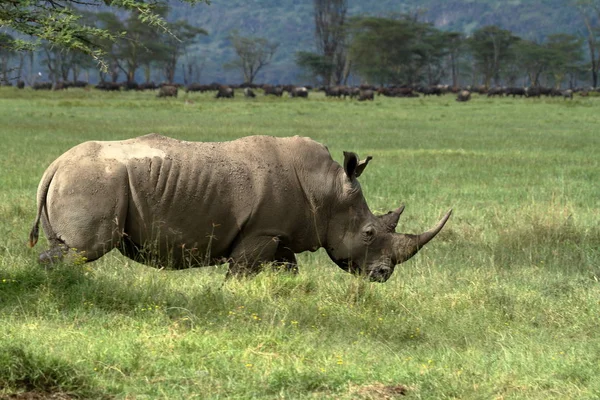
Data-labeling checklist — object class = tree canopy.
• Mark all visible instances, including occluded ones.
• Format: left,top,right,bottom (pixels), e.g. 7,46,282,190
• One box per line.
0,0,208,69
225,31,279,84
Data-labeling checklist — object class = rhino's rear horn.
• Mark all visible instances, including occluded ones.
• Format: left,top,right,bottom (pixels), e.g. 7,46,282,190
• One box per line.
379,205,405,232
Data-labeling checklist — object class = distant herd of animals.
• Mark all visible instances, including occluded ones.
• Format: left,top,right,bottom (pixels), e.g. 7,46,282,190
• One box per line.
7,79,592,102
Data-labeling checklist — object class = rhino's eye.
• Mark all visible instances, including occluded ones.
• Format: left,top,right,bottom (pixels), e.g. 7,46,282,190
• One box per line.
362,226,376,243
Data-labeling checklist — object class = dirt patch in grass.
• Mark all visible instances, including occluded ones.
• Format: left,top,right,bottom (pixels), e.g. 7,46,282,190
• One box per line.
350,383,408,399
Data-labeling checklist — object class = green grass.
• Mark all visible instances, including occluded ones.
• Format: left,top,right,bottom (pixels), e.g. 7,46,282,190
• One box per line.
1,87,599,399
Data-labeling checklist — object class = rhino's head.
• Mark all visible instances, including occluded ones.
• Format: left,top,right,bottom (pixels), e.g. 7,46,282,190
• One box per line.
325,151,452,283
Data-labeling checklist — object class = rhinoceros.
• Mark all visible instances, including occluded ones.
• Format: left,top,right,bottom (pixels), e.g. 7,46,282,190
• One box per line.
28,134,451,282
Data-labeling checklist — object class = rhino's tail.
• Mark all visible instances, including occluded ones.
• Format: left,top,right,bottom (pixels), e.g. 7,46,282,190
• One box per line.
28,162,59,248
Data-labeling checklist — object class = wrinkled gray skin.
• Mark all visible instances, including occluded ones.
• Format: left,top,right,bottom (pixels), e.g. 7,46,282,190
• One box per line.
29,134,451,282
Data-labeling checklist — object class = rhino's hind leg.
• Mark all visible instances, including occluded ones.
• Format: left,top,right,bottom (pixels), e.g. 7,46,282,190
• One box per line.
40,162,129,265
38,239,88,267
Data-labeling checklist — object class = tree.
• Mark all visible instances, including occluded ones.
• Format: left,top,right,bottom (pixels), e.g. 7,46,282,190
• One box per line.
313,0,348,85
514,40,554,87
117,9,164,83
157,20,207,84
468,26,520,87
574,0,600,87
545,34,584,88
0,33,16,85
295,51,334,84
348,16,442,85
420,28,453,85
446,32,465,88
0,0,209,70
93,12,126,82
225,31,279,84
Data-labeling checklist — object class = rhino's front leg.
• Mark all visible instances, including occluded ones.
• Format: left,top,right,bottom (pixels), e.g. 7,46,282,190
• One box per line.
273,246,298,274
226,235,280,278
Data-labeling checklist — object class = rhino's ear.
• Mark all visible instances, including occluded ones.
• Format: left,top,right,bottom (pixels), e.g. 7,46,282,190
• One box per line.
343,151,359,179
355,156,372,178
343,152,372,179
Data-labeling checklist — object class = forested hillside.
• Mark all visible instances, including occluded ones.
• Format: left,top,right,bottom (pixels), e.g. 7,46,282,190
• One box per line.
168,0,582,84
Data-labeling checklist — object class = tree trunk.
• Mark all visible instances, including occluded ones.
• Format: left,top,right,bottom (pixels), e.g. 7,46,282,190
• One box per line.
314,0,348,86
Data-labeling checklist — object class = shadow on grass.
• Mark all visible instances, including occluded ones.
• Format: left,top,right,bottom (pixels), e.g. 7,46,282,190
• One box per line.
0,344,108,399
1,255,432,349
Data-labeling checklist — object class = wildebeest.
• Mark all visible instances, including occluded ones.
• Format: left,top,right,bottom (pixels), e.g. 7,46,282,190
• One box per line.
157,85,178,98
420,86,443,96
561,89,573,100
17,80,25,89
263,85,284,96
289,87,309,98
185,83,204,93
123,81,139,91
28,134,451,283
525,87,542,98
358,89,374,101
505,87,526,98
216,86,234,98
320,86,346,98
33,82,52,90
377,87,417,98
243,87,256,98
95,82,121,91
138,82,158,91
487,87,504,97
456,90,471,102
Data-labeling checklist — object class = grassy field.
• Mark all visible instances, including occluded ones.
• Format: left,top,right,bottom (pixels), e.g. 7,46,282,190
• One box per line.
0,87,599,399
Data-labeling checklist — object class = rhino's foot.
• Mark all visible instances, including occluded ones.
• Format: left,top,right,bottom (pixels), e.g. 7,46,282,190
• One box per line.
271,261,299,274
38,242,70,267
38,241,89,268
225,262,261,280
39,247,65,267
273,246,298,274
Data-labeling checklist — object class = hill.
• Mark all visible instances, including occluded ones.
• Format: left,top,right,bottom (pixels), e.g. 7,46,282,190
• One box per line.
166,0,582,84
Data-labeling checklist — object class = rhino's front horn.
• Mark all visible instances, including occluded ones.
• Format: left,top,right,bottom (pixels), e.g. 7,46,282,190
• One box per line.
392,209,452,264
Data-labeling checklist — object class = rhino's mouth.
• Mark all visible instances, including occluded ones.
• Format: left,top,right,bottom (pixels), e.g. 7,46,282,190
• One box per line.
327,254,392,282
336,258,361,274
326,250,361,274
367,268,392,283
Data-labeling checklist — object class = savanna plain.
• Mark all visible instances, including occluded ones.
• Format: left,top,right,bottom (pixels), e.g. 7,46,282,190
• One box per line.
0,88,599,399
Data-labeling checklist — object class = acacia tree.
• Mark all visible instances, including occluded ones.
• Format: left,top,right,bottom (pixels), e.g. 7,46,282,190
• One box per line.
348,16,445,85
574,0,600,86
469,26,520,87
514,40,554,87
314,0,348,85
297,0,348,85
0,0,209,70
157,21,207,84
0,33,16,85
420,28,453,85
446,32,465,88
545,34,584,88
117,9,163,83
225,31,279,84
